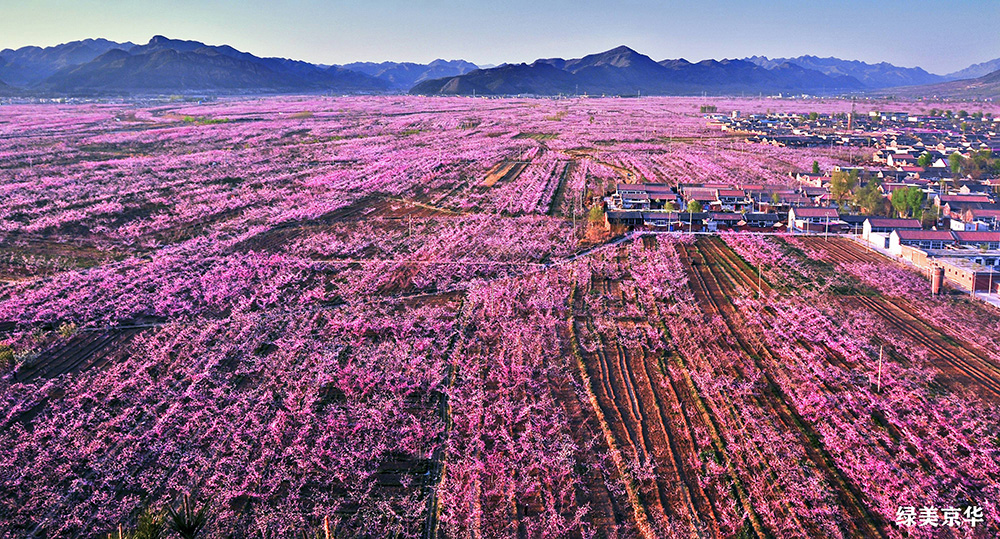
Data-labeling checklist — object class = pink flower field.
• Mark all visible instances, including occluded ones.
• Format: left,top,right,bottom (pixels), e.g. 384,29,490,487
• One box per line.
1,96,999,538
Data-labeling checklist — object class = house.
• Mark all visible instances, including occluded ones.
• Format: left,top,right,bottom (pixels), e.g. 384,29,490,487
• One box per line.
863,218,922,248
743,212,781,229
887,154,918,168
937,258,1000,293
646,212,707,231
644,185,679,209
717,190,752,211
839,214,868,234
962,208,1000,230
795,173,829,187
683,187,720,207
936,194,993,207
709,212,743,231
953,231,1000,250
889,229,955,255
605,211,643,227
788,207,841,232
621,192,651,210
863,218,922,235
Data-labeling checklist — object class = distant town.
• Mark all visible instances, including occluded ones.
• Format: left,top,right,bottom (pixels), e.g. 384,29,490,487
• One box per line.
603,108,1000,296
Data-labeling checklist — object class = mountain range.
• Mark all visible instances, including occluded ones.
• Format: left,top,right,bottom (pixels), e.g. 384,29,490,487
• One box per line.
0,36,997,98
338,59,479,90
883,69,1000,100
743,55,945,88
0,36,476,95
412,47,873,96
946,58,1000,81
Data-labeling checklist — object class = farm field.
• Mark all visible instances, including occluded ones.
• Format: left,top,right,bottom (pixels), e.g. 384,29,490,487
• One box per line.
1,96,999,538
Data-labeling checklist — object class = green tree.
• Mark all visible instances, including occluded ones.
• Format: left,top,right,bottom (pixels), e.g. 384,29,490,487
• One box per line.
929,108,940,116
958,110,968,118
809,112,819,121
853,180,884,215
891,186,926,219
949,153,964,176
588,204,605,223
686,200,703,213
960,121,969,132
812,160,820,174
771,192,781,206
0,344,13,371
922,205,940,228
830,169,859,209
917,152,933,167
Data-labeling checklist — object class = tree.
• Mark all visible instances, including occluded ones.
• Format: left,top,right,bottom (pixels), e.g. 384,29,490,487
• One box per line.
853,180,884,216
890,186,926,219
771,192,781,206
830,170,858,209
662,200,677,212
166,497,210,539
949,153,964,176
812,160,820,174
809,112,819,121
960,121,969,132
958,110,968,118
929,108,940,116
917,152,933,168
686,200,703,213
587,204,605,223
922,205,940,228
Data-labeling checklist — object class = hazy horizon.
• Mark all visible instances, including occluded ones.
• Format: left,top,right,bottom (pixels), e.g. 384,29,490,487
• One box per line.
1,0,997,75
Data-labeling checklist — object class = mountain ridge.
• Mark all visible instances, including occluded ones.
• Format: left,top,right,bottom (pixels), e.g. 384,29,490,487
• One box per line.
411,46,867,96
0,37,996,98
882,67,1000,99
743,55,946,88
947,58,1000,81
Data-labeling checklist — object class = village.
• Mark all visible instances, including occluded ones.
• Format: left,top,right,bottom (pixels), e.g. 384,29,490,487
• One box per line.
602,108,1000,298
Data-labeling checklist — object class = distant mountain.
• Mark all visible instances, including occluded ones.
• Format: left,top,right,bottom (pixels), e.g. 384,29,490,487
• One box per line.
7,36,993,98
38,36,389,95
0,78,21,96
744,55,945,88
947,58,1000,81
885,68,1000,99
0,38,134,87
340,59,478,90
411,46,865,96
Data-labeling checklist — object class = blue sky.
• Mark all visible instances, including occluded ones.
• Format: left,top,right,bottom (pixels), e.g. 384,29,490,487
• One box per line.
1,0,997,74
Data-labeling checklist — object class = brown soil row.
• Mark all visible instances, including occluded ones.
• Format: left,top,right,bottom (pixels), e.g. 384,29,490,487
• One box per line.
482,161,529,187
683,238,886,538
569,249,723,537
805,237,1000,401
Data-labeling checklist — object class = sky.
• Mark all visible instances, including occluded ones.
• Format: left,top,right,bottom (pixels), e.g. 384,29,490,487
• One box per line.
1,0,997,74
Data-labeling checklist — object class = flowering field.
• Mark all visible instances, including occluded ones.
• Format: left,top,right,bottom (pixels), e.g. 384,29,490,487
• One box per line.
1,96,999,537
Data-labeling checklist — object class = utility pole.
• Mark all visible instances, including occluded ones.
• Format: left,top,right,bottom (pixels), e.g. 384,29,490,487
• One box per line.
876,345,883,393
758,261,762,299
